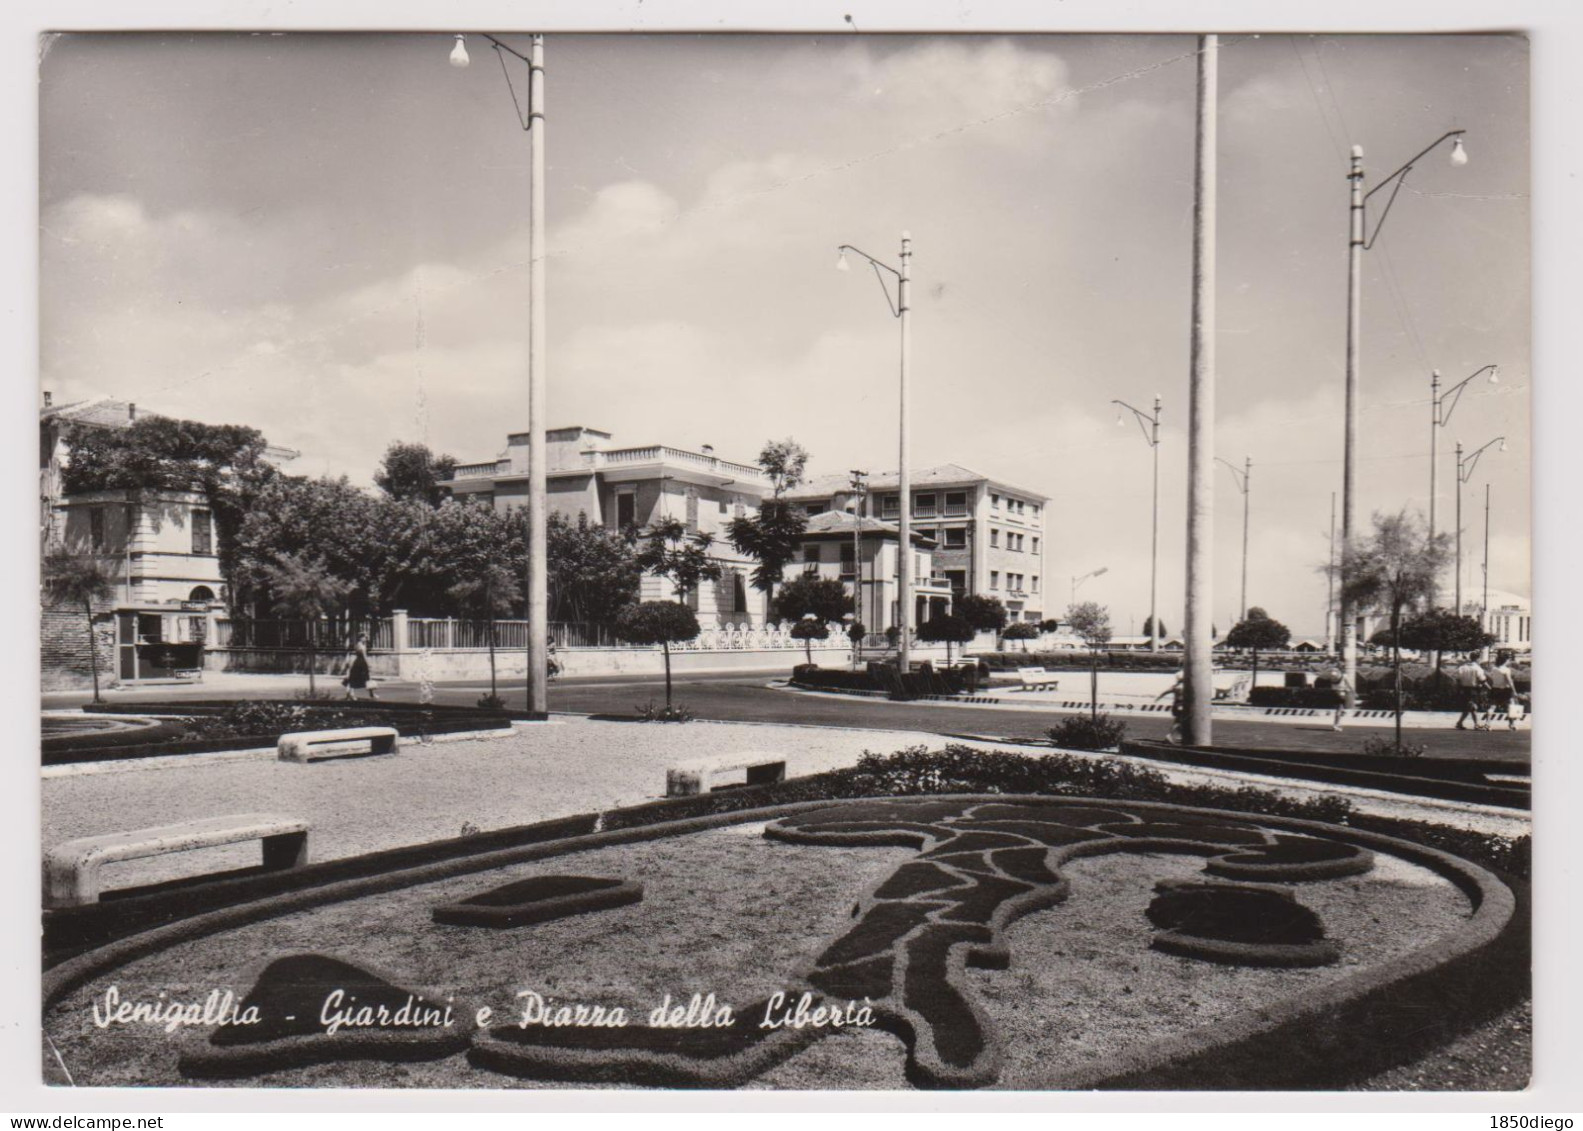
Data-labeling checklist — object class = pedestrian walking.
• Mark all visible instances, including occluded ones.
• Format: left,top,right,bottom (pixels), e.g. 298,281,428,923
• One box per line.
1453,652,1489,731
1485,652,1518,730
343,632,378,701
1156,670,1186,745
1324,663,1354,732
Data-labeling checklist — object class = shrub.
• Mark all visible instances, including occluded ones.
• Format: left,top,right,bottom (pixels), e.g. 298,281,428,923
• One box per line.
635,699,694,723
1248,686,1343,709
1361,735,1428,758
1048,714,1128,751
477,694,507,710
792,667,883,693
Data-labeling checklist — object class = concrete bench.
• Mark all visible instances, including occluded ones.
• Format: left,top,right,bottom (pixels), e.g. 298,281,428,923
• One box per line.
666,753,787,798
43,813,309,908
277,726,399,762
1015,667,1059,691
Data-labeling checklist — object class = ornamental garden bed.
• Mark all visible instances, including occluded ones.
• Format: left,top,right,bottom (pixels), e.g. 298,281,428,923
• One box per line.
42,746,1528,1092
46,701,517,765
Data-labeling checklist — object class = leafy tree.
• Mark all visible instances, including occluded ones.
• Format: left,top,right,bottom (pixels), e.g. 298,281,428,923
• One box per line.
546,512,642,626
615,601,700,707
43,548,117,703
726,438,811,594
917,613,976,666
1040,619,1062,633
789,616,830,664
1066,601,1113,720
772,575,853,624
60,415,275,607
449,562,521,705
260,552,354,696
1141,615,1168,639
1002,621,1040,652
1328,509,1452,753
1224,607,1291,692
956,594,1009,637
636,518,724,604
1372,609,1495,684
375,441,458,507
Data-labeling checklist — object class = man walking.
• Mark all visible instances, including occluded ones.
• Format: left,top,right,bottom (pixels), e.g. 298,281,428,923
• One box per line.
1454,652,1490,731
1485,652,1518,730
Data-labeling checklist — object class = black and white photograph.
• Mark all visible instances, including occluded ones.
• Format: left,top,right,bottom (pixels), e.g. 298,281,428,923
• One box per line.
18,1,1575,1115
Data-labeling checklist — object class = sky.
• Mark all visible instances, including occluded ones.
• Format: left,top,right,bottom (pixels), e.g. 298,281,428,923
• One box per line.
38,31,1531,637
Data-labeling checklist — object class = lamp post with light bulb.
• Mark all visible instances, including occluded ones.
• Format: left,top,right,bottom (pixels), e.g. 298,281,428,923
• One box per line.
1070,566,1108,607
1337,130,1469,695
1112,395,1162,650
1455,435,1505,616
1429,363,1499,546
836,235,912,672
448,32,551,716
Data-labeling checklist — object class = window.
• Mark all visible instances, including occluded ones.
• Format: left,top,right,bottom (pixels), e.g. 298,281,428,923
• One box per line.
839,542,856,575
1032,537,1040,554
718,498,729,514
805,503,827,516
1032,576,1040,592
945,570,967,594
881,494,899,517
1032,504,1041,519
944,491,968,517
991,493,1000,509
88,507,106,552
616,492,636,529
942,527,967,549
990,571,1000,589
990,529,999,548
191,509,213,556
733,572,749,613
803,543,822,563
913,493,936,518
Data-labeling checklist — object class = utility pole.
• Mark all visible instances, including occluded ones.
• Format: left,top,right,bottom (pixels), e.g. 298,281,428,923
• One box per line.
1183,32,1218,747
849,469,867,670
525,36,549,716
1482,482,1490,618
897,233,913,672
1325,491,1337,653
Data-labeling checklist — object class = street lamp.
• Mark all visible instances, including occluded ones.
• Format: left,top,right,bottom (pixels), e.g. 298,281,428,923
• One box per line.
1339,130,1467,694
836,235,912,672
1070,566,1108,607
1429,363,1498,545
1111,395,1162,650
1215,456,1251,622
450,33,550,716
1455,435,1505,616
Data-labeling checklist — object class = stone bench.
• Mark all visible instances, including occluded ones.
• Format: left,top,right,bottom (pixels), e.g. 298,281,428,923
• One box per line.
277,726,399,763
666,753,787,798
43,813,309,908
1015,667,1059,691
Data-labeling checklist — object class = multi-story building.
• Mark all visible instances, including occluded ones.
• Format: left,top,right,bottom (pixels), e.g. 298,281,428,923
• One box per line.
794,511,954,631
782,465,1050,625
444,425,776,626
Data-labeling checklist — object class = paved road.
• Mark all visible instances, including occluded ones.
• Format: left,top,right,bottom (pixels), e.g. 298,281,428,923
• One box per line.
43,671,1531,763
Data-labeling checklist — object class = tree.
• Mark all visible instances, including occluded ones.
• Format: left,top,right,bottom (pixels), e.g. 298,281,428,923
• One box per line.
1373,609,1495,683
1141,615,1168,639
260,552,353,697
375,442,458,507
917,614,976,666
726,438,811,594
449,562,521,705
789,616,830,665
636,519,724,604
615,601,700,708
1002,621,1040,652
545,512,642,627
1329,509,1452,753
772,575,853,624
1040,619,1062,633
956,594,1009,639
60,415,275,608
1223,607,1291,693
1066,601,1113,720
43,548,117,703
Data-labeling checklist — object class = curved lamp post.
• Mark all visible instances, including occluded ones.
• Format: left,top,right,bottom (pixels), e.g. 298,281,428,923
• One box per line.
450,33,550,715
1339,130,1467,693
1112,395,1162,650
1215,455,1251,622
837,236,912,672
1455,435,1505,616
1430,363,1499,545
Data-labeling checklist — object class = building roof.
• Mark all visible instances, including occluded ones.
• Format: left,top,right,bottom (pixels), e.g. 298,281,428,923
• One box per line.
783,463,1049,503
41,396,300,462
801,510,937,545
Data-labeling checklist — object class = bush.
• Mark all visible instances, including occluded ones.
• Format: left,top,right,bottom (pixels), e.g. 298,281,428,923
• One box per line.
1047,714,1128,751
1361,735,1428,758
477,694,507,710
1248,686,1343,709
792,666,883,693
635,699,694,723
974,650,1184,673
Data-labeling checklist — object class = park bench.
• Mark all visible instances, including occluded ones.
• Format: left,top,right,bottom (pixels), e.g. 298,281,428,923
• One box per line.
277,726,399,763
666,753,787,798
1015,667,1060,691
43,813,309,908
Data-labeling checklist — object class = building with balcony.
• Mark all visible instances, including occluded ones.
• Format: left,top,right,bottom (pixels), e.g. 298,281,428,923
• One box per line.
783,464,1050,624
792,510,953,631
445,426,776,627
